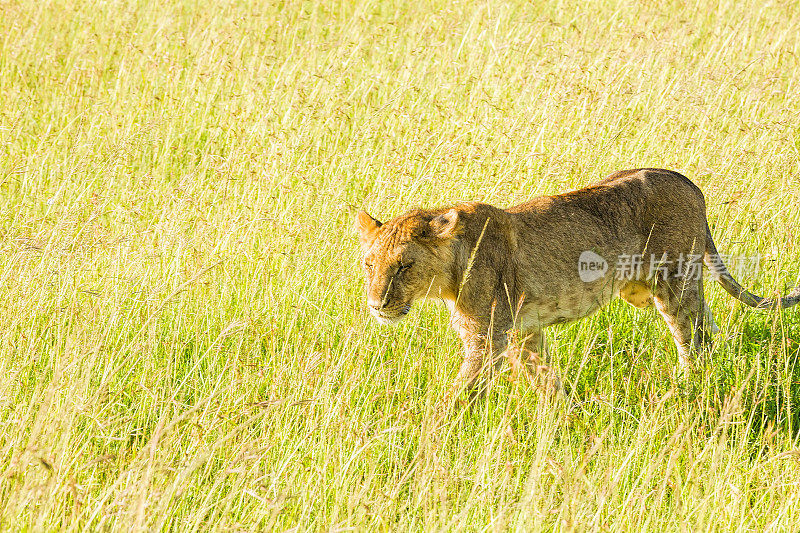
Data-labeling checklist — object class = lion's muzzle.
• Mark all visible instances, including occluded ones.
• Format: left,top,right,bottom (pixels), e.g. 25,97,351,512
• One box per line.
368,301,411,325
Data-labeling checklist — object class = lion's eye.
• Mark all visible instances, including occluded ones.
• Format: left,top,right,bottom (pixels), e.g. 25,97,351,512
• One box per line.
364,262,374,275
397,261,413,274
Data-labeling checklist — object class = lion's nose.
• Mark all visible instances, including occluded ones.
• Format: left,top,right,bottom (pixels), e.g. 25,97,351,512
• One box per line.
368,299,384,310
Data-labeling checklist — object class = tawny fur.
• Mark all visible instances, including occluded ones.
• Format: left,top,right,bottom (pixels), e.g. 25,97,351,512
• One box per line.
355,168,800,410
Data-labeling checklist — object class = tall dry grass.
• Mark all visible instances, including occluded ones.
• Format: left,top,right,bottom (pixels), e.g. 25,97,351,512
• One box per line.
1,0,800,530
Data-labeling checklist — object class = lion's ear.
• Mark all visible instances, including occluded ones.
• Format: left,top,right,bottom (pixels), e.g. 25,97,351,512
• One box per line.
430,208,459,238
355,210,382,251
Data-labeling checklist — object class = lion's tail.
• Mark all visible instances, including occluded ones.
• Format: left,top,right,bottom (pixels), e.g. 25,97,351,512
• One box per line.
704,223,800,309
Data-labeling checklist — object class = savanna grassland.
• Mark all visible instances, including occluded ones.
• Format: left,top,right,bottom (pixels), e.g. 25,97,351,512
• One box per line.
2,0,800,530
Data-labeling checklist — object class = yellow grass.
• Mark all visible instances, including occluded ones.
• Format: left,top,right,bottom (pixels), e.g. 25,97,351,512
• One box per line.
2,0,800,529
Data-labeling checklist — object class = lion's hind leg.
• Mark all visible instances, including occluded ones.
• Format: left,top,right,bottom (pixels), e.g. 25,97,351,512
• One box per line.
651,275,708,375
697,283,718,348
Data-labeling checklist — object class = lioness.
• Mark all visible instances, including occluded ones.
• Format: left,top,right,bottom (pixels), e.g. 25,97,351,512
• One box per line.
355,168,800,407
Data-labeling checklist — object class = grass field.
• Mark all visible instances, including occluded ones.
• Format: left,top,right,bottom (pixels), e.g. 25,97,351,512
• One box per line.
2,0,800,530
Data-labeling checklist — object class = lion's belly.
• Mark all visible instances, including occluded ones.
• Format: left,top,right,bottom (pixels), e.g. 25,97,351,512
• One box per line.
517,282,617,331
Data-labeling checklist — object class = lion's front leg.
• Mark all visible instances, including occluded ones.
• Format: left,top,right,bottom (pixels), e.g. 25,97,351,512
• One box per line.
505,331,564,398
436,327,509,417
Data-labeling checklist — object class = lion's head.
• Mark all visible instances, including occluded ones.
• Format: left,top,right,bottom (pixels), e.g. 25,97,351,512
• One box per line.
355,208,460,325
